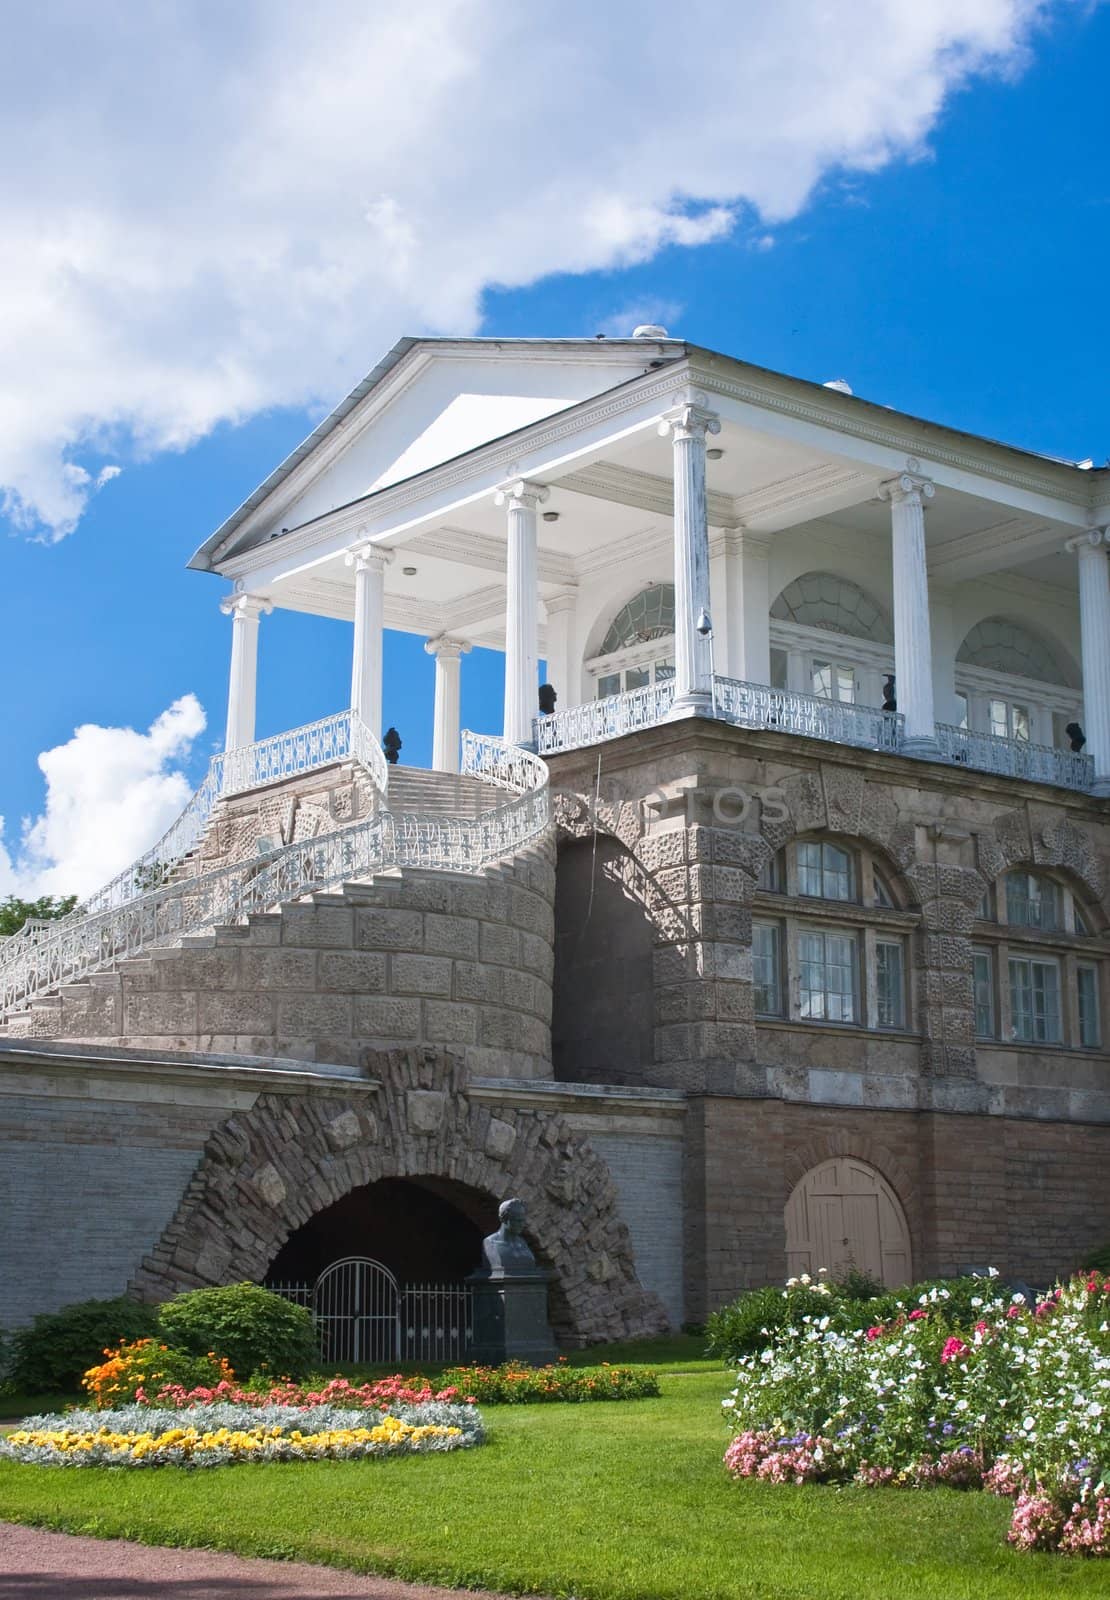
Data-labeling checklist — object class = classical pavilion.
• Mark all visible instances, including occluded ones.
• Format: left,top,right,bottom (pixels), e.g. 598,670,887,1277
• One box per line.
3,327,1109,1351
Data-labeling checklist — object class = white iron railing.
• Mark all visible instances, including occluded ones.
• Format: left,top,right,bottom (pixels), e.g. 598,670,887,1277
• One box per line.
0,713,389,965
534,679,676,754
935,723,1093,792
713,677,905,753
0,729,547,1020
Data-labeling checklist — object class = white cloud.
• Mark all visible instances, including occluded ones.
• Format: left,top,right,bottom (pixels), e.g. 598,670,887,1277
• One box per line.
0,696,206,900
0,0,1079,537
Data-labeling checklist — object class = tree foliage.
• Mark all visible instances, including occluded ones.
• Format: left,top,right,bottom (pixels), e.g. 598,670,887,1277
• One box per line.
0,895,77,938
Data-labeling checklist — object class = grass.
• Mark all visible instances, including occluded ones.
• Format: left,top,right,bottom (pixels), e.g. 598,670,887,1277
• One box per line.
0,1369,1105,1599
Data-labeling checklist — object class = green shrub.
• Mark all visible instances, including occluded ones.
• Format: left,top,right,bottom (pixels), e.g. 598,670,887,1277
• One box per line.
706,1281,834,1361
5,1297,159,1394
708,1273,1005,1364
157,1282,316,1378
1081,1241,1110,1275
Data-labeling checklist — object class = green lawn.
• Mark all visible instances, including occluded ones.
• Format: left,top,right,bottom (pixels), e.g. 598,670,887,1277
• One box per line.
0,1369,1103,1599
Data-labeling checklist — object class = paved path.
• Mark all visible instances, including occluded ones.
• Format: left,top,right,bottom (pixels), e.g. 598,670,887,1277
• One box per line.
0,1523,530,1600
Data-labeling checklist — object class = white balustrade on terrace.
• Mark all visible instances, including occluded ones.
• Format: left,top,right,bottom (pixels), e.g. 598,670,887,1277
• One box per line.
934,723,1094,792
712,676,904,754
533,675,1094,792
0,729,548,1022
534,679,676,755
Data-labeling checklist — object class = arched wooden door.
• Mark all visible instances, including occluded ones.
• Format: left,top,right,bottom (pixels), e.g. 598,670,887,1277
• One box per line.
785,1158,911,1287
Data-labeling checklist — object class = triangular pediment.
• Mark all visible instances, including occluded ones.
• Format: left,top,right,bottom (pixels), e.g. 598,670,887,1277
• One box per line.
193,336,684,569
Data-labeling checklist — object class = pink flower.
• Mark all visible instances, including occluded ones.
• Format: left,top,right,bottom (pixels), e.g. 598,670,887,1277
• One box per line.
940,1337,967,1364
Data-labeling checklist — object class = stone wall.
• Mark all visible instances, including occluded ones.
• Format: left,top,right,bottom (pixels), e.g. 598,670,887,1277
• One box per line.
0,1042,681,1338
9,844,556,1082
682,1095,1110,1321
547,716,1110,1115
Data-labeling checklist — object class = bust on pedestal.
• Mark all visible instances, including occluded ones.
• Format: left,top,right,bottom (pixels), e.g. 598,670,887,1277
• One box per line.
467,1198,557,1365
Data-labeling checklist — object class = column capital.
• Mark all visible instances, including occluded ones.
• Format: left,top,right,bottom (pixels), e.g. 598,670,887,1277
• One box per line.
494,479,549,510
345,542,394,573
424,634,472,661
879,471,935,508
658,403,720,442
1065,527,1108,556
220,591,272,620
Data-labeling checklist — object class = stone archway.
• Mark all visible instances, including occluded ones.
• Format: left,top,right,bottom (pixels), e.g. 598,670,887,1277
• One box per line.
131,1047,669,1346
785,1156,912,1288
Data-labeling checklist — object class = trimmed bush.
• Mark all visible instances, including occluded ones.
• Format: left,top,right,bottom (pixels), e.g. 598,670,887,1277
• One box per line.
1082,1241,1110,1275
157,1282,316,1379
4,1297,159,1394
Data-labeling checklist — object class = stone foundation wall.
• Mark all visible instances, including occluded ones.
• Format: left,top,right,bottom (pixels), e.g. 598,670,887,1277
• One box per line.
684,1095,1110,1321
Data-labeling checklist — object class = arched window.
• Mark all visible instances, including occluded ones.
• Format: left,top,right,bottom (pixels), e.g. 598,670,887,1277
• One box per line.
957,619,1076,687
954,617,1081,750
599,584,675,655
589,585,676,699
753,840,915,1032
770,573,894,643
769,574,894,709
972,869,1103,1049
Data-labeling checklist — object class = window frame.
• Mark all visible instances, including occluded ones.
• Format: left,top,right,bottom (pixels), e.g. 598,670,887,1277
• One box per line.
1077,963,1101,1049
972,947,995,1040
1007,953,1063,1045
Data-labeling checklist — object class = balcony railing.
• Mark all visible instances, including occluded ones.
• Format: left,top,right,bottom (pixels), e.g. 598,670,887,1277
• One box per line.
934,723,1093,792
534,678,676,755
533,675,1094,792
712,677,904,754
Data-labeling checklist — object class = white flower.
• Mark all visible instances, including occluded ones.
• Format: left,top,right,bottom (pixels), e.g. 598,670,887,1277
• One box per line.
1022,1417,1036,1432
1089,1402,1103,1419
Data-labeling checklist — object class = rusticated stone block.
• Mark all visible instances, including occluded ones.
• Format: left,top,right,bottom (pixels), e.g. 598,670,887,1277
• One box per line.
124,992,199,1036
453,961,502,1004
406,1089,447,1135
276,994,353,1037
479,922,521,966
354,908,424,951
239,950,317,991
485,1117,517,1160
197,991,275,1034
423,1000,478,1044
390,954,452,997
317,952,388,993
423,914,479,959
354,996,421,1037
279,906,354,949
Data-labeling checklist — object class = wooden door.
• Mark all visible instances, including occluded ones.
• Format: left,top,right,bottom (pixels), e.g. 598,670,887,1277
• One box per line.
785,1157,911,1287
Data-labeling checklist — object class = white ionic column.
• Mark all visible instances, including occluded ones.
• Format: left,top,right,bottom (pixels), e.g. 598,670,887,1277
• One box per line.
495,479,547,744
424,636,470,773
346,544,392,738
1069,529,1110,794
543,589,579,709
221,593,271,752
660,402,720,713
881,469,936,752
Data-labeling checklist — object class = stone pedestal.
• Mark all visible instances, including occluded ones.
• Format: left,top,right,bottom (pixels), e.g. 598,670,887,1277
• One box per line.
467,1268,557,1366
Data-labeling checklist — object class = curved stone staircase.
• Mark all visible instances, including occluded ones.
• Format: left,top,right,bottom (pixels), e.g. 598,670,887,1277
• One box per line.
1,742,553,1070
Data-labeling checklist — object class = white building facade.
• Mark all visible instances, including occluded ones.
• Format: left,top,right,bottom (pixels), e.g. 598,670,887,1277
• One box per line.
192,331,1110,799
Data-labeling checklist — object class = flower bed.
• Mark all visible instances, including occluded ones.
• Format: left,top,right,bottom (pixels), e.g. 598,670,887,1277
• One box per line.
722,1271,1110,1557
437,1360,660,1404
98,1360,659,1411
0,1400,483,1469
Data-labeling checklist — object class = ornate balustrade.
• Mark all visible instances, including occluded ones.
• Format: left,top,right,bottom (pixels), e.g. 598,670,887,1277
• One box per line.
533,679,676,755
0,728,547,1021
712,677,905,753
934,723,1093,792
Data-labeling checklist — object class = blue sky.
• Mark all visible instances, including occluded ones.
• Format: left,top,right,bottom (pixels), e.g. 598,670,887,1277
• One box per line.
1,0,1107,895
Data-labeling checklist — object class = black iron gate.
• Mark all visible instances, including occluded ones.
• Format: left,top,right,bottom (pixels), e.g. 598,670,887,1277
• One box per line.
268,1257,474,1364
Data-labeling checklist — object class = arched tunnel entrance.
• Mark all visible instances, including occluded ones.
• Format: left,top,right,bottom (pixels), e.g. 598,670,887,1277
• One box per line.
265,1176,502,1364
266,1175,497,1285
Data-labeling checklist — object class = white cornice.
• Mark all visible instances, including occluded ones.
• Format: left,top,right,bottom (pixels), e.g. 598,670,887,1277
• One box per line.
927,517,1067,583
689,356,1092,511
